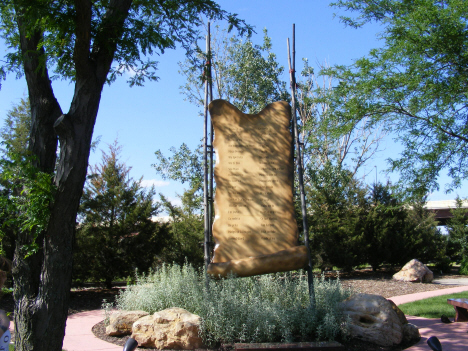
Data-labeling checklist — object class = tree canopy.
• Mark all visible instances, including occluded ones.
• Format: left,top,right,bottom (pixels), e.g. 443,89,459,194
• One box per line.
179,26,288,114
0,1,252,87
327,0,468,196
296,60,385,179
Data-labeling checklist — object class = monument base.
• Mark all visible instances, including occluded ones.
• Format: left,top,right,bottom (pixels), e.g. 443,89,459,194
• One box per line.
207,246,308,278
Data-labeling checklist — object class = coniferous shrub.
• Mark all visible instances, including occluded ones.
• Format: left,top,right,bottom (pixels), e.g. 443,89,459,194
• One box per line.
459,258,468,275
363,183,441,270
446,197,468,269
307,170,444,271
115,263,351,345
73,141,167,287
308,163,367,271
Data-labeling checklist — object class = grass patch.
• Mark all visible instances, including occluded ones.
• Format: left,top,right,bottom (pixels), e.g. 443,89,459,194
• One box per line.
399,292,468,319
114,263,352,345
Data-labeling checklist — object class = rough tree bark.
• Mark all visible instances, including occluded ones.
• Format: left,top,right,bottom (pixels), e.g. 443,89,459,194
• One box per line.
12,1,133,350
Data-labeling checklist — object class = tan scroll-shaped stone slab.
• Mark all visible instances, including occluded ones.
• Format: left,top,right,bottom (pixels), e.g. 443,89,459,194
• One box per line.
207,99,308,277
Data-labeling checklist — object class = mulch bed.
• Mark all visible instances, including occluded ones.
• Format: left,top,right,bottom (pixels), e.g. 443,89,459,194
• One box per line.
92,319,415,351
0,286,123,317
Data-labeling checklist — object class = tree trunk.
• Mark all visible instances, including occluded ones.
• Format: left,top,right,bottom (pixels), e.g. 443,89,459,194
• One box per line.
12,9,65,351
13,82,106,351
12,1,133,349
12,18,107,350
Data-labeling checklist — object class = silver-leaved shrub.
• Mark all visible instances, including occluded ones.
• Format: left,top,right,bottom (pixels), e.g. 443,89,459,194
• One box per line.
115,263,351,345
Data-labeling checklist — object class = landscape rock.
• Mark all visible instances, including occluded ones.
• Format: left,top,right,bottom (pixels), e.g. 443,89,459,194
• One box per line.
401,323,420,344
393,259,433,283
131,307,204,350
388,299,408,325
341,293,403,347
105,310,149,336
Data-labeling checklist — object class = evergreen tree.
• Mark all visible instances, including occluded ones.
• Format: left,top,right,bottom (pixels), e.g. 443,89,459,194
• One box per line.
158,190,204,267
405,198,442,265
308,162,367,271
309,175,442,272
363,182,399,271
363,183,440,270
74,141,165,288
446,197,468,273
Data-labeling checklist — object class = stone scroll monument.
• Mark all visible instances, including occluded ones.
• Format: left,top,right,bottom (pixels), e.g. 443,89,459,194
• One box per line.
207,100,308,278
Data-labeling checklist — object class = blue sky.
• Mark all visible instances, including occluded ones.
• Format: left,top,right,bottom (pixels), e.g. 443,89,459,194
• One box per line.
0,1,465,206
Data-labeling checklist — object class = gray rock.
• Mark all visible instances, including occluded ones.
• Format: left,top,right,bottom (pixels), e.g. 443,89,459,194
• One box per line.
341,293,403,347
388,299,408,325
402,323,420,344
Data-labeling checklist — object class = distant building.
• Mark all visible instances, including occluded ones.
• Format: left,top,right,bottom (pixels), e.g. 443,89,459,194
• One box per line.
424,200,468,225
152,216,172,223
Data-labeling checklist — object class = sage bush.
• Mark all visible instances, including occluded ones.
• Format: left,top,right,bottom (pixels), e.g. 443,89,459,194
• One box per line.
115,263,351,345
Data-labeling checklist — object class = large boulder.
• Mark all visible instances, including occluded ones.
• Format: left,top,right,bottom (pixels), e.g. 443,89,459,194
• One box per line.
388,299,408,325
393,259,433,283
106,310,149,336
402,323,420,344
131,307,204,350
341,293,403,347
341,294,420,347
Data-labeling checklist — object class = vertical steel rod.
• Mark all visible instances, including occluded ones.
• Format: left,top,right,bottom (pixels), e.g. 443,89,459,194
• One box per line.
287,24,314,298
208,23,214,263
203,23,211,275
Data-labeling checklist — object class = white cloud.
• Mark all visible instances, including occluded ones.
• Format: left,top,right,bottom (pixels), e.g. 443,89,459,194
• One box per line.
141,179,170,188
116,65,137,77
168,196,183,207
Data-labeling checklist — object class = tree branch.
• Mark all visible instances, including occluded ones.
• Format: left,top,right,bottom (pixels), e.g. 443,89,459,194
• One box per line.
393,102,468,143
14,1,62,173
74,0,92,79
90,0,133,82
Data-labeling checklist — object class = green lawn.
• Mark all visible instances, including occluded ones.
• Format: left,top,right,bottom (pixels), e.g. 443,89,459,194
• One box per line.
399,292,468,319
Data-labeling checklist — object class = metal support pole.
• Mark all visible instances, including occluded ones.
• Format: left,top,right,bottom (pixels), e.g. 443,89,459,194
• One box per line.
203,23,212,275
208,24,214,256
209,125,214,243
287,24,314,298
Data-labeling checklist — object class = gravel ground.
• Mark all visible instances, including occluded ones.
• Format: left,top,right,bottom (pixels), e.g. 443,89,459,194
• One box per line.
339,276,457,298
